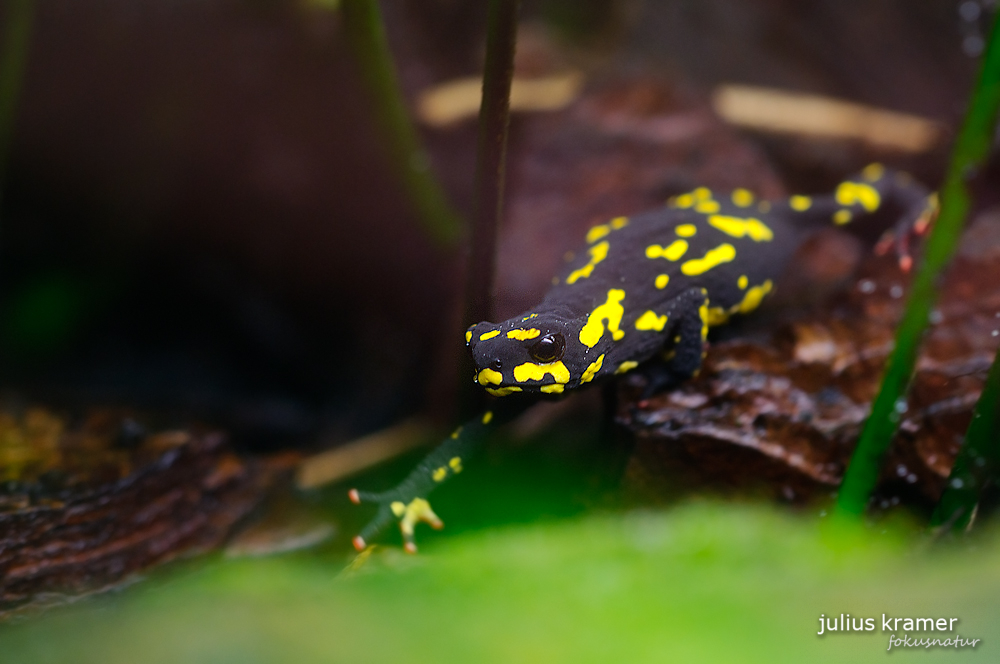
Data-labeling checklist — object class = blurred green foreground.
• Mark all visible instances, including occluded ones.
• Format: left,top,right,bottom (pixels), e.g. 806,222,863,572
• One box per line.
0,503,996,664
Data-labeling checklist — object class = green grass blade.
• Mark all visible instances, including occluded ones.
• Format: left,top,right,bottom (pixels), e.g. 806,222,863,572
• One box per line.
835,13,1000,518
340,0,462,246
0,0,35,214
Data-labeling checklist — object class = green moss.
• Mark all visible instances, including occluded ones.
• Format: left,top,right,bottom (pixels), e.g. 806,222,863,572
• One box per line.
1,504,997,663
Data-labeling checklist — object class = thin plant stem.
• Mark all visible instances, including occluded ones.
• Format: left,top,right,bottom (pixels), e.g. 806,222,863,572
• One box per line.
463,0,520,329
0,0,34,215
458,0,520,418
931,343,1000,532
835,13,1000,518
340,0,461,246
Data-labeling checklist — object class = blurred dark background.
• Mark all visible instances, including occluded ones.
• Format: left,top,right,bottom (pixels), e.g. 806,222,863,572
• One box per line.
0,0,988,450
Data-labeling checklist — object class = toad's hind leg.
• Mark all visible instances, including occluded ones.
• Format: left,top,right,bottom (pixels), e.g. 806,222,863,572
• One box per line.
639,287,710,399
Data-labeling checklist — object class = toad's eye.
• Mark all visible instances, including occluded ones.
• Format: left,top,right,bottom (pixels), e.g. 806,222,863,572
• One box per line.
528,333,565,363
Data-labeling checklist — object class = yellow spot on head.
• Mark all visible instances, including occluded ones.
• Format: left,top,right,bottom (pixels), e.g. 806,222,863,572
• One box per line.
507,328,541,340
610,216,628,230
477,368,503,386
836,181,881,212
479,330,500,341
540,384,564,394
675,193,694,208
693,187,711,200
789,195,811,211
391,501,406,517
615,361,639,375
681,243,737,276
580,354,605,384
486,386,522,397
732,188,754,207
695,200,721,214
579,289,627,348
655,274,670,289
513,361,571,384
635,310,668,332
449,457,462,472
707,215,773,242
646,239,688,261
833,209,852,225
522,313,538,321
738,275,748,289
465,330,473,343
586,224,610,244
862,163,885,182
482,411,494,424
433,467,447,482
566,241,609,284
675,224,697,237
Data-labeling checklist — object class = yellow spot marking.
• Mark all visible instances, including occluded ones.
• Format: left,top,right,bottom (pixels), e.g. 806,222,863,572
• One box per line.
566,241,609,284
580,354,605,384
486,386,522,397
738,275,748,289
482,411,494,424
635,310,668,332
646,240,689,261
681,243,737,276
586,224,610,244
732,188,754,207
675,224,697,237
507,328,541,340
398,498,438,538
610,216,628,230
735,280,773,315
675,193,694,208
522,313,538,321
833,209,852,225
513,361,571,384
698,299,710,340
479,330,500,341
477,368,503,386
706,306,729,326
615,361,639,375
449,457,462,472
450,427,462,439
540,384,565,394
694,200,721,214
758,201,771,213
391,501,406,517
433,467,447,482
835,181,881,212
707,215,773,242
862,163,885,181
789,195,811,211
579,289,626,348
693,187,711,200
465,330,472,343
655,274,670,289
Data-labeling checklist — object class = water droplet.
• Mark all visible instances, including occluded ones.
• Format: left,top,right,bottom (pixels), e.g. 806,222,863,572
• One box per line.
894,398,908,413
858,279,876,294
906,473,917,484
951,478,965,489
889,285,903,299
